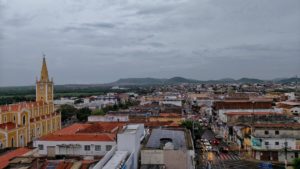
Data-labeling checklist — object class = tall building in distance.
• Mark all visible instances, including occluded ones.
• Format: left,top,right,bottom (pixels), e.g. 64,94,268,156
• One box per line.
0,57,61,148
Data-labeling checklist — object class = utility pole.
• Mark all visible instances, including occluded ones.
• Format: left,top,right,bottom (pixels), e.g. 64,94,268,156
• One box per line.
284,140,288,169
192,120,195,140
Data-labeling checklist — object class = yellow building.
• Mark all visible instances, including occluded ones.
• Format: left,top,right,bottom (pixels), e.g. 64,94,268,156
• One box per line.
0,57,61,148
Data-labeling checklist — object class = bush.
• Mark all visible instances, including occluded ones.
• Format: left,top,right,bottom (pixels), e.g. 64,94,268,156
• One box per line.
58,104,77,122
293,158,300,169
91,109,105,115
76,107,92,122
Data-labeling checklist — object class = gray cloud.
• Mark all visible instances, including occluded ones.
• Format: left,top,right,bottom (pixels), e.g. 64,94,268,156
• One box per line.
0,0,299,86
83,22,116,29
135,5,175,15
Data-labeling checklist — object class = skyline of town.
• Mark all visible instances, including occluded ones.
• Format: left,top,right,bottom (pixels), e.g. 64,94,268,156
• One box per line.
0,0,299,86
0,57,299,169
0,0,299,168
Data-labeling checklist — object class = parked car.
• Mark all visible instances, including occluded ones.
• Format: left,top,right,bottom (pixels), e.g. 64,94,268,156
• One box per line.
219,146,229,153
203,142,211,146
205,145,213,151
201,138,208,142
210,139,220,145
212,147,220,155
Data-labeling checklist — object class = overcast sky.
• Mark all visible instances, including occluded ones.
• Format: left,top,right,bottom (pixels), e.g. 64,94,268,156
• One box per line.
0,0,299,86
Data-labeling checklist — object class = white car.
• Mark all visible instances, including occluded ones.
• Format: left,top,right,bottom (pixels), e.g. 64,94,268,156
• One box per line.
205,145,213,151
203,142,211,146
201,138,208,142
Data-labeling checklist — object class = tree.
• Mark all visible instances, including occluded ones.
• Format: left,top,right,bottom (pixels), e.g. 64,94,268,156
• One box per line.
293,158,300,169
119,103,128,109
181,120,194,130
58,104,77,122
91,109,105,115
112,104,118,111
181,120,203,139
76,107,92,122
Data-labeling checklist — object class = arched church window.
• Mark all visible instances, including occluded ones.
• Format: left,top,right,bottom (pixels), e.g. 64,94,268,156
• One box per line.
23,115,26,125
11,137,14,147
20,135,24,147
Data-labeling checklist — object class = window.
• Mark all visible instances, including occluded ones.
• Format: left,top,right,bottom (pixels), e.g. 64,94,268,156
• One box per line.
106,145,112,151
295,152,299,158
264,131,269,135
22,115,26,125
84,145,90,151
11,138,14,147
38,144,44,150
13,116,16,123
275,142,279,145
285,142,288,146
20,135,24,147
275,131,279,135
95,145,101,151
265,142,269,145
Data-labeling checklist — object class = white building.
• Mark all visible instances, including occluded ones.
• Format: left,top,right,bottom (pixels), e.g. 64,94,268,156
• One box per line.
34,123,124,158
88,115,129,122
251,123,300,163
219,108,282,123
53,98,75,105
93,124,145,169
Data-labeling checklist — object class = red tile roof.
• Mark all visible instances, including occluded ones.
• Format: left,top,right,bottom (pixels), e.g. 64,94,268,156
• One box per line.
0,148,32,169
53,123,90,135
39,133,116,141
78,123,123,133
52,122,124,135
225,112,282,116
38,122,124,142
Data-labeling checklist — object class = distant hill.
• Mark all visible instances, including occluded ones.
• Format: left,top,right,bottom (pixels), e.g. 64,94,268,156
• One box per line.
112,78,166,85
237,78,264,84
1,77,299,90
276,77,300,84
109,76,268,86
166,76,199,84
110,77,198,85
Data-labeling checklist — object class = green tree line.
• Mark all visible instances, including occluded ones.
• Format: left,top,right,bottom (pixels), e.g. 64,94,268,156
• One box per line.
58,101,139,122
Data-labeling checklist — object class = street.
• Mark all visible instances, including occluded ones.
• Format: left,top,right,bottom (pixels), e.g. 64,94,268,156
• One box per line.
196,129,260,169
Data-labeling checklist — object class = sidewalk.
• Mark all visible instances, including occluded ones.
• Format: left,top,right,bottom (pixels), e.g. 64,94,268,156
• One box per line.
240,155,288,169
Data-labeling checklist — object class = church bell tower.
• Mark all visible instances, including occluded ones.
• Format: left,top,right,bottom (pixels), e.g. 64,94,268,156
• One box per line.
36,56,53,103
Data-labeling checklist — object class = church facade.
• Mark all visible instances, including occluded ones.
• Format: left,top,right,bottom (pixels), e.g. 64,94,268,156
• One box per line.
0,57,61,148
